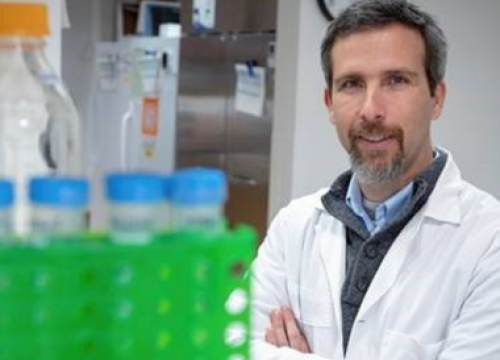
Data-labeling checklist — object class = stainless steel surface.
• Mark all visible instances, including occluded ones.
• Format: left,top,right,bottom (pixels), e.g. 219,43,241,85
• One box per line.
176,152,225,171
177,30,276,242
225,33,275,158
176,35,228,161
181,0,277,34
177,33,274,175
226,153,270,186
229,174,258,186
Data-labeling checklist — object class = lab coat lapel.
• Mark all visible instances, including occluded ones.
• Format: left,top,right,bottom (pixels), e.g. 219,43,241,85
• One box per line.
355,150,463,320
317,214,345,338
356,214,424,321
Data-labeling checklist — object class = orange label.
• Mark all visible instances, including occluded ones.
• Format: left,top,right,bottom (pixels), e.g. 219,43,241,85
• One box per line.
0,4,49,37
142,97,159,137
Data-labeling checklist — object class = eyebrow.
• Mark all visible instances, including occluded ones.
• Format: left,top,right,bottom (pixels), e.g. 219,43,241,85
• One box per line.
383,68,420,79
333,68,420,85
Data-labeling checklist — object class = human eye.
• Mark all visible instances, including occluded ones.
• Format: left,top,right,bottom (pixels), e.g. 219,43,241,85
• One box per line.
337,78,363,92
385,73,410,88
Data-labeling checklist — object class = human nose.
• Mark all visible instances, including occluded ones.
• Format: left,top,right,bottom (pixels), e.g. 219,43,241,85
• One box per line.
359,85,386,122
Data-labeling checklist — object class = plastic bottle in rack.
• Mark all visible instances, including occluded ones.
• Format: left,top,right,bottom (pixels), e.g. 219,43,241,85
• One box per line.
162,175,173,229
0,179,14,238
0,2,82,235
106,173,164,245
170,168,227,233
29,177,89,239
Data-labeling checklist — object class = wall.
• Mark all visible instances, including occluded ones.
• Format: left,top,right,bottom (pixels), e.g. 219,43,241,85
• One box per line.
62,0,115,127
413,0,500,198
269,0,500,220
269,0,345,220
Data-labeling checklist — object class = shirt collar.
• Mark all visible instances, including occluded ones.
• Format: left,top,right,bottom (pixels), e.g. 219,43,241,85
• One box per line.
346,173,415,217
346,174,414,234
380,181,414,225
346,174,368,222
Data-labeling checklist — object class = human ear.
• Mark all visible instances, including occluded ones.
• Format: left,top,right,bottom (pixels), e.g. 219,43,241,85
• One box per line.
431,82,446,120
324,87,336,125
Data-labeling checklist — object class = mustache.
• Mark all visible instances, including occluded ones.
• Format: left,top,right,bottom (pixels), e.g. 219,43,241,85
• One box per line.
348,121,404,146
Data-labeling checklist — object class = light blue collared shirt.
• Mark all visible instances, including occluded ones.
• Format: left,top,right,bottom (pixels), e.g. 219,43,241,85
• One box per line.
346,175,413,235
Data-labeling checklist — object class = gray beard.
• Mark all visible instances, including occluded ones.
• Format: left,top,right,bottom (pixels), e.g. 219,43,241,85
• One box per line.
350,150,405,185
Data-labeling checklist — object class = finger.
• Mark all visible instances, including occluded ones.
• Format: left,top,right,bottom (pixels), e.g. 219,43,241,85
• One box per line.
270,309,289,347
265,327,278,346
282,307,311,353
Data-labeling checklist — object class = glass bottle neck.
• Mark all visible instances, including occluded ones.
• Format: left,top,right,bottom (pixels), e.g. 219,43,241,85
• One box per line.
0,36,45,51
0,36,55,84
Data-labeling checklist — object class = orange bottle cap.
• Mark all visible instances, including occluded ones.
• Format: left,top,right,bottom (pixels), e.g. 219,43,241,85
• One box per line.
0,3,49,37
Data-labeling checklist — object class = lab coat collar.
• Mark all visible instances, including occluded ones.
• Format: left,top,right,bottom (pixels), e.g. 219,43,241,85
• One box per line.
420,147,462,225
313,147,463,225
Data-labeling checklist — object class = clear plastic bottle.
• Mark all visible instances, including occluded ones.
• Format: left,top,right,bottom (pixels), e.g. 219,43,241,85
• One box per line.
170,168,227,233
29,177,89,238
106,173,164,245
0,2,82,235
162,175,173,230
0,179,14,238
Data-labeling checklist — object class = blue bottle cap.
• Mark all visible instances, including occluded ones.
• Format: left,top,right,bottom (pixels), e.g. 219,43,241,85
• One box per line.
163,175,173,201
29,177,89,209
106,173,164,204
0,179,14,209
170,168,227,206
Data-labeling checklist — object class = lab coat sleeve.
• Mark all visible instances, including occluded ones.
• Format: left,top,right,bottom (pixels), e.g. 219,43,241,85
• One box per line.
439,233,500,360
250,207,333,360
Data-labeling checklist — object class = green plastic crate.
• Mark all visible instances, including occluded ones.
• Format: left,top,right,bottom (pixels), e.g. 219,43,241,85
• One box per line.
0,226,256,360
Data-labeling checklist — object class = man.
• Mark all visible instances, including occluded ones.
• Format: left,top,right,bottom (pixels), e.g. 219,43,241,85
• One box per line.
251,1,500,359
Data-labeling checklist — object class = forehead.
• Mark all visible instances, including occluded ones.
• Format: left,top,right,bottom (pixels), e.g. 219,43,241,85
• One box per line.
331,24,426,76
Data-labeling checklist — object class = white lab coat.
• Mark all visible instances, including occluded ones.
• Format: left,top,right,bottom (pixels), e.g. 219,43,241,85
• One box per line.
252,151,500,360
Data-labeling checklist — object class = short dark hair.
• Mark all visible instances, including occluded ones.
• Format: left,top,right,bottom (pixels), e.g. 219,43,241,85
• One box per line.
320,0,447,95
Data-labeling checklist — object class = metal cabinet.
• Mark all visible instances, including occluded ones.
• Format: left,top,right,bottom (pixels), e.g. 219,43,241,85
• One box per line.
177,32,275,241
176,35,228,171
180,0,277,34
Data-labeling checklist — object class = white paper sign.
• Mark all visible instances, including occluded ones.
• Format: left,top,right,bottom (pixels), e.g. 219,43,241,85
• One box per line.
234,64,266,117
193,0,216,31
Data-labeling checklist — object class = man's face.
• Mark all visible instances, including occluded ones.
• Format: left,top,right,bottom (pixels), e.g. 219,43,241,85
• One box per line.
324,24,445,185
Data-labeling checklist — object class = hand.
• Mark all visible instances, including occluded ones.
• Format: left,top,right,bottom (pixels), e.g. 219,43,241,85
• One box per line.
265,307,311,353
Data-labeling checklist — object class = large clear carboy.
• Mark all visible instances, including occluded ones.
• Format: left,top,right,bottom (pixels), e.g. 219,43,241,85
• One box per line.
0,2,82,234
